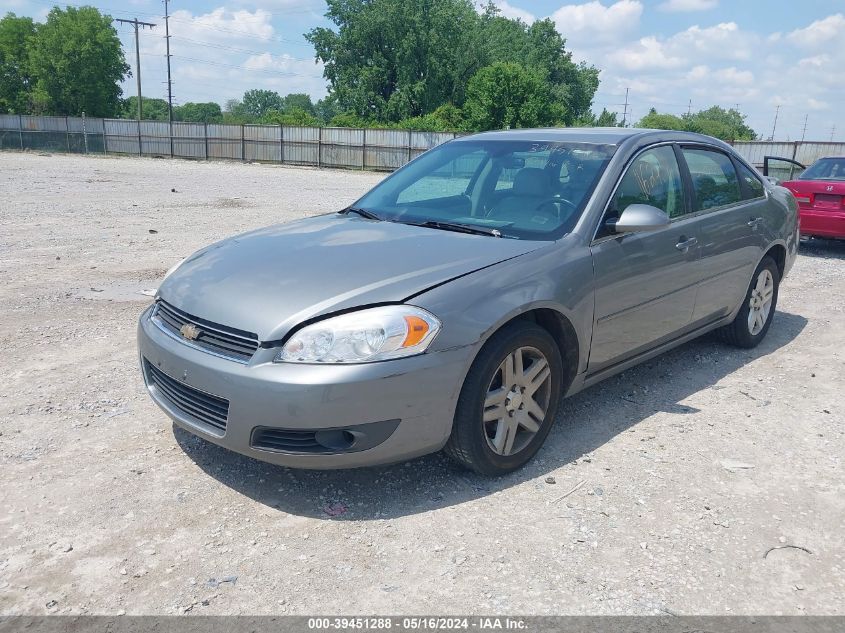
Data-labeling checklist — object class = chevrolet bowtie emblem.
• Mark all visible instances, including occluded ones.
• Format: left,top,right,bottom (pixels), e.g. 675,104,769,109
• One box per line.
180,323,201,340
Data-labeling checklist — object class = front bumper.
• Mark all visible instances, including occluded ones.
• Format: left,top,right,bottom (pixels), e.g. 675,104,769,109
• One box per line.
137,305,474,469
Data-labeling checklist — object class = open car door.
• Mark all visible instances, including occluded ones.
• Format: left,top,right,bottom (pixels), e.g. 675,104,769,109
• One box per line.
763,156,805,184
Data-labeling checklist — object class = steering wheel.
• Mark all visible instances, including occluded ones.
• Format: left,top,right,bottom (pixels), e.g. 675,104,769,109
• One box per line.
535,196,577,216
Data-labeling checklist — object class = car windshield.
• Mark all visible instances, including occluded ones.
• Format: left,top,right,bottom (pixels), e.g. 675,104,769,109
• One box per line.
352,139,616,240
799,157,845,181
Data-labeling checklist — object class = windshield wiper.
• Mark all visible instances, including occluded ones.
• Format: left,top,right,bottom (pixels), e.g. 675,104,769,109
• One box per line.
409,220,503,238
339,206,382,221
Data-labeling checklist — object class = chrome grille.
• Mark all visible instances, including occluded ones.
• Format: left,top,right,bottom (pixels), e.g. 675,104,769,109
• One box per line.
144,360,229,433
153,301,259,362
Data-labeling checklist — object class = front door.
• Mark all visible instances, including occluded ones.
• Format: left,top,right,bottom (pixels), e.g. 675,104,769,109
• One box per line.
588,145,700,372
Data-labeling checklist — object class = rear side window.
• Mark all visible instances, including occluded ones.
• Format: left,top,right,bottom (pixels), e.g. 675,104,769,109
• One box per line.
682,148,742,210
735,161,765,199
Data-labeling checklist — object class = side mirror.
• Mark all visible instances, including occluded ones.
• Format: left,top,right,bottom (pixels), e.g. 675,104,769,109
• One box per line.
612,204,670,233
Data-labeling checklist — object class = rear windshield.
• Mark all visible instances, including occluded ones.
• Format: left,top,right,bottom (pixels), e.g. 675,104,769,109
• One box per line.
354,139,616,240
799,158,845,181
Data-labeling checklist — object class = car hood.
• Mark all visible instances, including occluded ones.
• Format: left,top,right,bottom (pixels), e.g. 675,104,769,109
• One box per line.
158,214,545,341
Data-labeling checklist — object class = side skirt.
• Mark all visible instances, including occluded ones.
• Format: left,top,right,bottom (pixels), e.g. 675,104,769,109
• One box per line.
564,315,731,397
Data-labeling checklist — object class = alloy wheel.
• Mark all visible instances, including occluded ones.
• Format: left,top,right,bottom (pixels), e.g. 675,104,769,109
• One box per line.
747,268,774,335
483,346,552,456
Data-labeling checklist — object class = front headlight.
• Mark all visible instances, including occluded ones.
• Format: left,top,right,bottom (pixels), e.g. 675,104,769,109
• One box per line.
275,306,441,364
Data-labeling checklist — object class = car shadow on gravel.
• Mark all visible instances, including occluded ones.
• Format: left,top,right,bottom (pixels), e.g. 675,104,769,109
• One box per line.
799,238,845,259
174,310,807,520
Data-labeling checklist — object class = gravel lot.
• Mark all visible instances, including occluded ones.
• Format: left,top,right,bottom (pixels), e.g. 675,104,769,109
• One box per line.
1,151,843,616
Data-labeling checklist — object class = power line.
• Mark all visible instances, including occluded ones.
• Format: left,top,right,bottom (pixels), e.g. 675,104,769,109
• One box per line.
172,55,318,78
114,18,156,119
165,17,313,48
170,36,315,62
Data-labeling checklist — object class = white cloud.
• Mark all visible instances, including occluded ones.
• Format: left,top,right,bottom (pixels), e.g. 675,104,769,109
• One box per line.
551,0,643,44
608,36,685,70
496,1,536,23
787,13,845,47
121,7,326,106
806,98,829,110
669,22,755,60
605,21,754,71
658,0,718,12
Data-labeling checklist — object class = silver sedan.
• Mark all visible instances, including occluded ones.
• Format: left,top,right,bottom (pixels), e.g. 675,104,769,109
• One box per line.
138,128,798,475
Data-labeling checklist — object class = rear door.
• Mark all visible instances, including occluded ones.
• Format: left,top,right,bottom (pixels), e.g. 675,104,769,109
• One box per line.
680,146,767,322
588,144,700,372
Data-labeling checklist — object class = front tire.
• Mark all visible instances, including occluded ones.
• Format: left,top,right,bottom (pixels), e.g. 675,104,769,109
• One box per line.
717,256,780,348
445,321,563,476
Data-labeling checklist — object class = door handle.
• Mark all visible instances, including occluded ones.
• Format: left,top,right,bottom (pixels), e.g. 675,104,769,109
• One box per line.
747,217,764,228
675,236,698,252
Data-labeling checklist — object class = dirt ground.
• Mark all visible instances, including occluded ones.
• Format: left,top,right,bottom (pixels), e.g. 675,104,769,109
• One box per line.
0,151,843,616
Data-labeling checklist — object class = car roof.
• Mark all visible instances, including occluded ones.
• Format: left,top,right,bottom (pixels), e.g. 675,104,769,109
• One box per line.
454,127,729,149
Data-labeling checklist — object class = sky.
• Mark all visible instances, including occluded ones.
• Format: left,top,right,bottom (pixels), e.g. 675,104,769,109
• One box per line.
4,0,844,141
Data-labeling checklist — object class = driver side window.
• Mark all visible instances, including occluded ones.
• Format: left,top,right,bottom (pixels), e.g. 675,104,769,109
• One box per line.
611,146,685,220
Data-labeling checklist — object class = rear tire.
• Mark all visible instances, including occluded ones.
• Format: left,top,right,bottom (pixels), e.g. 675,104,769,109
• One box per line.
444,321,563,476
716,256,780,349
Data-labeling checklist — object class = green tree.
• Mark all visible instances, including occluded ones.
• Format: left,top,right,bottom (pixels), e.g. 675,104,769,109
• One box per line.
261,107,321,126
307,0,599,127
636,105,757,141
315,97,339,123
0,13,36,113
241,89,284,118
28,7,128,116
636,108,686,131
463,62,562,131
281,92,315,115
175,101,222,123
479,6,598,125
306,0,484,122
121,96,169,120
573,107,619,127
687,105,756,140
595,108,619,127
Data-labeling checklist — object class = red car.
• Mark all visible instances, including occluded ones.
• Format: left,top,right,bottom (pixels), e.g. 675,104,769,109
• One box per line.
765,155,845,240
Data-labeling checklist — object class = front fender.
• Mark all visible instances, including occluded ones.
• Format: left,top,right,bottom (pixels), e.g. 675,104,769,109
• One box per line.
412,239,595,376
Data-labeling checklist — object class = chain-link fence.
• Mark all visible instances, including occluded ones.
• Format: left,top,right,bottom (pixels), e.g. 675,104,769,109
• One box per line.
0,114,459,171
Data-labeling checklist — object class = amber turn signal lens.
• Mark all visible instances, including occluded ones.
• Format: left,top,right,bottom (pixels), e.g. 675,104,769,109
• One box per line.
402,315,430,347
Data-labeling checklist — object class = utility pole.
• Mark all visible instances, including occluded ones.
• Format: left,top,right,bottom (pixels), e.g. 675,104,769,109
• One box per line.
115,18,156,120
800,114,808,142
770,105,780,141
163,0,174,123
621,88,629,128
687,99,692,116
832,125,837,141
